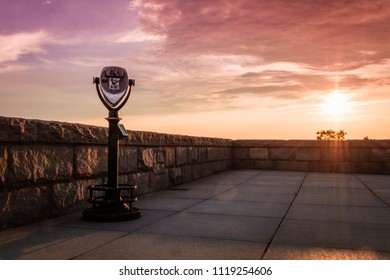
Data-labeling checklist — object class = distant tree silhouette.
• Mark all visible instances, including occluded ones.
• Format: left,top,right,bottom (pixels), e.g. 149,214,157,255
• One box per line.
316,129,347,140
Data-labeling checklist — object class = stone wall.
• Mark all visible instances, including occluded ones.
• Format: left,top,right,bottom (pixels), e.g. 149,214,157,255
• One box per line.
233,140,390,174
2,116,390,230
0,117,232,229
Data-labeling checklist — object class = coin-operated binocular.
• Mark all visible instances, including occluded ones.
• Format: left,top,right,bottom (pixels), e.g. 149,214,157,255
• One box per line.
83,66,140,222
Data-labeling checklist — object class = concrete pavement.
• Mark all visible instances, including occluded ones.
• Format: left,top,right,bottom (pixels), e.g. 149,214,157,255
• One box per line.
0,170,389,259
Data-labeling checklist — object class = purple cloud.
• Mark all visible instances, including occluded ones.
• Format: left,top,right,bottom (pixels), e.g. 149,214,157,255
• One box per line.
134,0,390,69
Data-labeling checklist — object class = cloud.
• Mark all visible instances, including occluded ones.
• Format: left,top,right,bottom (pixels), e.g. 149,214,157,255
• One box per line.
133,0,390,69
116,29,166,43
214,85,302,96
0,64,32,74
0,31,49,63
0,0,137,34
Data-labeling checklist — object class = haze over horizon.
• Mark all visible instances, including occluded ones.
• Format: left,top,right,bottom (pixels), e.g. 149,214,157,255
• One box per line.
1,0,390,139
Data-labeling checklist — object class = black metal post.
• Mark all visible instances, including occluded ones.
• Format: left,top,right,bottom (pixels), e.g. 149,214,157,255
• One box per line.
106,110,121,201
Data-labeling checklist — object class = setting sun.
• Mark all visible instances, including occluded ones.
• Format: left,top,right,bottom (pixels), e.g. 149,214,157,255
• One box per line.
321,90,351,119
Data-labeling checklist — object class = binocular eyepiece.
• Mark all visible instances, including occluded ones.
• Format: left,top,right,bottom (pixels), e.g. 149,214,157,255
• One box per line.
94,66,134,111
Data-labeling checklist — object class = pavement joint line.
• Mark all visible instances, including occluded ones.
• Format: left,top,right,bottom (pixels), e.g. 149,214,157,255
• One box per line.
69,231,131,260
182,210,283,220
260,172,308,260
276,216,390,226
126,231,269,246
354,175,390,208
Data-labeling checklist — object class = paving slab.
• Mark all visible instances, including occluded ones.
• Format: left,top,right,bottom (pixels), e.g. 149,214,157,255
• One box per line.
214,189,295,204
306,172,359,180
356,174,390,187
259,170,306,177
371,188,390,206
187,200,290,218
272,219,390,252
22,230,127,260
237,184,300,194
139,212,281,243
263,244,390,260
185,177,247,186
0,226,116,260
294,187,385,207
242,178,304,187
136,196,203,211
38,210,176,233
0,224,42,244
177,183,236,192
302,179,365,188
285,204,390,224
75,233,266,260
141,188,224,199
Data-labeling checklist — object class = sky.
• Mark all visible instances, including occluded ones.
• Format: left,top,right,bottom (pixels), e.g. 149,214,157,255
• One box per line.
0,0,390,139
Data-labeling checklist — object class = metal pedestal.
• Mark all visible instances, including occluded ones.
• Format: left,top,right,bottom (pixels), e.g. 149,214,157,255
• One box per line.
82,184,140,222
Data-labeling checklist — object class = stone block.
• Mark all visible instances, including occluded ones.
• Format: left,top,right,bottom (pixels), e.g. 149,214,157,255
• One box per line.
0,117,37,142
269,148,297,160
0,147,7,187
349,148,371,162
140,148,154,168
181,165,192,183
197,147,208,162
176,147,187,165
169,167,182,186
75,146,107,177
150,169,169,192
355,162,384,174
207,147,230,161
153,163,165,174
255,160,276,170
249,148,268,160
213,160,229,173
0,186,51,229
119,146,137,173
127,172,150,195
207,147,219,161
296,148,320,161
382,163,390,175
333,162,356,173
8,145,73,184
221,147,232,160
320,148,347,162
164,148,175,167
192,162,213,180
36,121,108,144
232,159,255,169
309,162,335,173
309,162,356,173
187,147,197,163
371,148,390,162
276,161,309,172
156,150,164,163
234,140,288,148
52,181,90,213
232,147,249,160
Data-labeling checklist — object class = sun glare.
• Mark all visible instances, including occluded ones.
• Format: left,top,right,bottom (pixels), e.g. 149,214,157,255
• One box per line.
321,90,351,119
